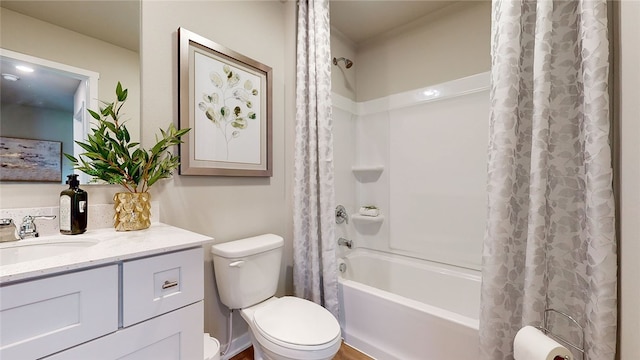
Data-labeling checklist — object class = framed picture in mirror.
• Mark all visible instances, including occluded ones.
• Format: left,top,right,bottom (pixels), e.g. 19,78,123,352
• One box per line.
178,27,272,177
0,136,62,182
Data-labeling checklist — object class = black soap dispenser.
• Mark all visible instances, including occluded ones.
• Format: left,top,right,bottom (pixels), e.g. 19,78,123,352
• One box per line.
60,174,88,235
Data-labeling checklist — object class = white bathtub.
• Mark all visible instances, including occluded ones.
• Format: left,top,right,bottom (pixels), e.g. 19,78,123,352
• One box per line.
338,249,481,360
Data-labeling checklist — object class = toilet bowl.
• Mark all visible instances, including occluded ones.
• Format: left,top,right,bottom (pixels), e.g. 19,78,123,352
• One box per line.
210,234,342,360
241,297,342,360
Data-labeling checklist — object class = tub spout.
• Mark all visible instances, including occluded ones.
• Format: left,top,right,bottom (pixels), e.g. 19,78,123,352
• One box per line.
338,237,353,249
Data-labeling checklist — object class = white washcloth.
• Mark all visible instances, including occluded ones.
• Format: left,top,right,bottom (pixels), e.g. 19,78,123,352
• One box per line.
514,326,572,360
359,206,379,217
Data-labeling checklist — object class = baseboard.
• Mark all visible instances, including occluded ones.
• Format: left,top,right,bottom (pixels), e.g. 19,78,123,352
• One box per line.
221,332,251,360
341,340,377,359
344,333,394,360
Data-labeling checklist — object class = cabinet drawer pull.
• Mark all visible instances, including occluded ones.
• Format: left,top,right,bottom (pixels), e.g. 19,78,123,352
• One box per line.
162,280,179,289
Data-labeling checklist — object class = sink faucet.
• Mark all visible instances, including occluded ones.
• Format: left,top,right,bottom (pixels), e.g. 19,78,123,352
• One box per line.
337,237,353,249
19,215,56,239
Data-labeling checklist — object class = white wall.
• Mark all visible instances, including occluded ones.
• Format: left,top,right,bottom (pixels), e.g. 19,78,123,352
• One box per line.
388,83,488,270
617,1,640,359
331,97,358,254
335,74,489,271
331,21,359,254
355,1,491,102
331,2,491,269
330,29,357,101
140,0,296,352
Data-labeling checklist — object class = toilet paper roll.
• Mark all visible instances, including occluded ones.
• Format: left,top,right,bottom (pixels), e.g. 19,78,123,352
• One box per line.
513,326,572,360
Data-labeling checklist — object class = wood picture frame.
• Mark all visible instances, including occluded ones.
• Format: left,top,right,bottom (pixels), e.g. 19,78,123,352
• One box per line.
178,27,272,177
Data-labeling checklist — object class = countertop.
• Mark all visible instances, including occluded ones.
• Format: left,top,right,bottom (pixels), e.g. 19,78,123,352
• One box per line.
0,223,214,284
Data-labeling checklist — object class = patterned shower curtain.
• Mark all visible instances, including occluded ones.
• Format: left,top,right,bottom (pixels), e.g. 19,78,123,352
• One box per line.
292,0,339,318
480,1,616,359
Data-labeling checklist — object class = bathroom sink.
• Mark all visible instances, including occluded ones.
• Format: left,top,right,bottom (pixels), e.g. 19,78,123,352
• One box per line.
0,237,98,266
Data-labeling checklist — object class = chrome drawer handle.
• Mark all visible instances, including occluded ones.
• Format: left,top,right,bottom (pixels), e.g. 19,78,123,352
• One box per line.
162,280,178,290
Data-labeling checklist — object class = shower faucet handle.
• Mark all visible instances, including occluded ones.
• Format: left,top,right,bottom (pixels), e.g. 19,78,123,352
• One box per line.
335,205,349,224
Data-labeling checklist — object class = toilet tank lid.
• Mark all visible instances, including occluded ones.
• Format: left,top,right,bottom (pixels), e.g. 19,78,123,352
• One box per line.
211,234,283,258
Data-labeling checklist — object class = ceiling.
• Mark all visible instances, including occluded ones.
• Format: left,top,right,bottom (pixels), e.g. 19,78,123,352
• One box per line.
2,0,444,50
0,1,139,52
1,0,450,112
1,55,81,113
330,0,457,45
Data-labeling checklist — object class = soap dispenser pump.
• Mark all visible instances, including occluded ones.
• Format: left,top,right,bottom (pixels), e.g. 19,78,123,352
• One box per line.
60,174,88,235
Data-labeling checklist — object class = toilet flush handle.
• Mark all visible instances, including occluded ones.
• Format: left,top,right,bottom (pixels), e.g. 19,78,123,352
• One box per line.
229,260,245,267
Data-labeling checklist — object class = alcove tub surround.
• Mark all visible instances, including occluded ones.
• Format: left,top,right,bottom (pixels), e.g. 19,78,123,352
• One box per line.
0,221,213,359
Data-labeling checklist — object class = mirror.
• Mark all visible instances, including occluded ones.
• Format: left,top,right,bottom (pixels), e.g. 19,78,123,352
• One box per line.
0,0,140,184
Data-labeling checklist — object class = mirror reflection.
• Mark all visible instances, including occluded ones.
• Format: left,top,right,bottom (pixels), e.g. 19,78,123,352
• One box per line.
0,0,140,184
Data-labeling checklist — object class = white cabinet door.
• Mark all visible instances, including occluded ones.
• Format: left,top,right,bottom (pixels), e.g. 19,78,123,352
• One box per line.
44,301,204,360
122,247,204,327
0,265,118,360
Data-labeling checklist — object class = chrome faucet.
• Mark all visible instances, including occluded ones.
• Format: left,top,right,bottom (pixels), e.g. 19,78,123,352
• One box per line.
335,205,349,224
337,237,353,249
19,215,56,239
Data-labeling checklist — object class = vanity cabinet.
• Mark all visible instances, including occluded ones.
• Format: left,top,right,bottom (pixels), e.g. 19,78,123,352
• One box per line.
0,246,204,360
0,265,118,359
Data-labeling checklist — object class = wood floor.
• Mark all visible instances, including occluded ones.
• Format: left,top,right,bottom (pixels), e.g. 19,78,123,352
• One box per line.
229,341,372,360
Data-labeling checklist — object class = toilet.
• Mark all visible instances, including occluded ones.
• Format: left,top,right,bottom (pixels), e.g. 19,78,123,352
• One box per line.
210,234,342,360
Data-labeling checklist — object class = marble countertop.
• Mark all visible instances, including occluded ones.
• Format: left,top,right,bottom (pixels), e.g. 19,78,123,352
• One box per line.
0,223,214,284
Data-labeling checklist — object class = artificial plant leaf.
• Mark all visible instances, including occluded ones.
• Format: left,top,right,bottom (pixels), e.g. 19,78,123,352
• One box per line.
88,109,101,120
210,72,223,88
231,118,247,129
228,72,240,87
221,106,230,119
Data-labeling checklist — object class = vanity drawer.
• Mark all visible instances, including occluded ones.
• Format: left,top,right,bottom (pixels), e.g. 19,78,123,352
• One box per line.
122,247,203,326
43,301,204,360
0,265,118,360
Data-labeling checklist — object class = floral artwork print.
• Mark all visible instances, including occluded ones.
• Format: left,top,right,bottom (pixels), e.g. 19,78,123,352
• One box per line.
194,52,261,163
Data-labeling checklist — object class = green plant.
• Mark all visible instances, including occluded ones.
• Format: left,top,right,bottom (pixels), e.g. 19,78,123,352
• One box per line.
65,82,190,193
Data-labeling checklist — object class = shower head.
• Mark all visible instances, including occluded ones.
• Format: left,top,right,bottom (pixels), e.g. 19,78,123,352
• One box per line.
333,57,353,69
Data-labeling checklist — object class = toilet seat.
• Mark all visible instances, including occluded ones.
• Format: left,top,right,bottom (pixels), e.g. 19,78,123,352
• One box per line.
254,296,340,347
242,297,342,359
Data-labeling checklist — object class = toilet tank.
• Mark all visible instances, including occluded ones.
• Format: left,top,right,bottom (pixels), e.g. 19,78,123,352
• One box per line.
210,234,284,309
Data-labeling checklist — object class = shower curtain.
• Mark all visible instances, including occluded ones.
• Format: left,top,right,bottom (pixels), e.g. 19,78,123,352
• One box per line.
292,0,339,318
480,1,616,359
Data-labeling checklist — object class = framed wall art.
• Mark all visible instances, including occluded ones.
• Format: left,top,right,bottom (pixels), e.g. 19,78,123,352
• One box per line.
178,27,272,177
0,136,62,182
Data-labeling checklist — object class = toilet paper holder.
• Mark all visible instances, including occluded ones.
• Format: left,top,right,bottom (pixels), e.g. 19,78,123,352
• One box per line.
535,308,584,360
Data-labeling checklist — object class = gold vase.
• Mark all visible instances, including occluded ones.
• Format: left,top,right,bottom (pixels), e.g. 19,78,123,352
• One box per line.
113,192,151,231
